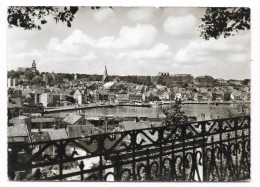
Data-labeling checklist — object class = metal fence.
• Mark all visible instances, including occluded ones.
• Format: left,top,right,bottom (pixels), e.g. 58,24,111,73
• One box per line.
8,115,250,181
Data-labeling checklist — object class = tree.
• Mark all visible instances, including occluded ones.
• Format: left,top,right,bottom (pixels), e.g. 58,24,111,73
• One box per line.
24,68,34,80
8,6,78,30
8,70,19,79
162,98,188,126
200,8,250,40
7,6,106,30
31,75,42,85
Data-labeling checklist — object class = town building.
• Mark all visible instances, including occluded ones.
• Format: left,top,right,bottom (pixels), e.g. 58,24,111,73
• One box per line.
73,89,82,105
157,72,170,77
62,113,91,126
195,75,215,87
172,74,194,85
31,60,37,73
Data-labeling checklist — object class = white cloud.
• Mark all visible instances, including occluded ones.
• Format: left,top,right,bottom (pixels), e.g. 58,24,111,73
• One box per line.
174,37,249,63
47,29,94,55
127,7,156,21
48,24,157,51
96,23,158,48
163,14,197,37
93,8,115,22
79,52,97,62
117,43,172,60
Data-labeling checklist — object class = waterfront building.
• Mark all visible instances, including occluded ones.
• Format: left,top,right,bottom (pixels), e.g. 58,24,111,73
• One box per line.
73,89,82,105
128,92,142,102
116,92,129,104
96,87,116,102
39,93,52,107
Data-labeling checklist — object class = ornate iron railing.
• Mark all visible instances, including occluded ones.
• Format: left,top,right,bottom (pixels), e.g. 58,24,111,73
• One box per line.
8,115,250,181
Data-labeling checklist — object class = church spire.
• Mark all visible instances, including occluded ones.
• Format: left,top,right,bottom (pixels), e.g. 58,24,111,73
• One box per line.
102,65,108,84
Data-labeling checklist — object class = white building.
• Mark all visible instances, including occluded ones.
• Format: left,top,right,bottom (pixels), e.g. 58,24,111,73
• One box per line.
73,89,82,105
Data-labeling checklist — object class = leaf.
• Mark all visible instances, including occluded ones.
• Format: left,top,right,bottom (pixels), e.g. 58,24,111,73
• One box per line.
41,20,47,24
70,6,78,15
67,21,71,27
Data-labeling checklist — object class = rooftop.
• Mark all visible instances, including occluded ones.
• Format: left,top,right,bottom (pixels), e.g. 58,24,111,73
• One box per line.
63,113,83,125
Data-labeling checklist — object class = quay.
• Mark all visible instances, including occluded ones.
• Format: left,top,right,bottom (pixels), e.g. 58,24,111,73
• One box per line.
44,103,117,113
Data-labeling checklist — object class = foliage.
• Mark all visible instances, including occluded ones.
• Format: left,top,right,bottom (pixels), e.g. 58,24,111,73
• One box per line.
31,75,42,85
200,8,250,40
8,70,20,79
210,104,247,119
24,68,34,80
7,6,109,30
162,98,188,126
7,6,79,30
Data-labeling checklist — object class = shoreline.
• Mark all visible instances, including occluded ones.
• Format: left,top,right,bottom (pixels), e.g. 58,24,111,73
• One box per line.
44,101,250,113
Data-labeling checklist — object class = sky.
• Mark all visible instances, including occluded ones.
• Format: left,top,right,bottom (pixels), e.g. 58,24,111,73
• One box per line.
7,7,251,80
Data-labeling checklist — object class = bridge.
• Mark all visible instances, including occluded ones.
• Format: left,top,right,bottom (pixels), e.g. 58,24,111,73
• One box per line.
8,115,250,181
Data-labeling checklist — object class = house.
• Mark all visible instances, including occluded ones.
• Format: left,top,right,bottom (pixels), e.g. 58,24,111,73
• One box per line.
8,123,31,144
8,115,32,132
231,91,242,100
212,90,224,101
116,92,129,104
31,118,56,129
158,92,170,101
96,88,116,102
224,91,232,101
39,93,52,107
142,91,159,102
67,124,96,138
195,76,214,87
31,128,67,141
73,89,82,105
8,123,32,179
103,81,116,92
21,103,44,116
62,114,90,126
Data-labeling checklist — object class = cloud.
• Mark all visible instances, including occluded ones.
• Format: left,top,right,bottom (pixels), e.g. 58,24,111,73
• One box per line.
117,43,172,60
173,33,250,79
49,24,157,51
163,14,197,37
47,29,94,55
96,23,158,48
174,37,249,63
93,8,115,22
127,7,156,21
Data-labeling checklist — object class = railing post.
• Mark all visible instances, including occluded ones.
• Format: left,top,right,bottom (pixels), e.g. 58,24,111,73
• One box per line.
79,161,85,181
58,140,64,181
234,117,239,180
219,120,224,181
181,125,186,181
158,127,163,181
146,148,151,181
171,139,175,181
131,130,136,181
201,121,206,181
98,135,104,181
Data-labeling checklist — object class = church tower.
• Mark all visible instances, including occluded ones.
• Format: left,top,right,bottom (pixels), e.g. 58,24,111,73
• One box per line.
32,60,37,73
102,65,108,84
